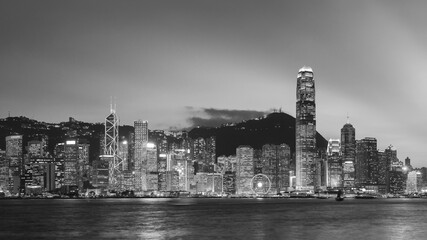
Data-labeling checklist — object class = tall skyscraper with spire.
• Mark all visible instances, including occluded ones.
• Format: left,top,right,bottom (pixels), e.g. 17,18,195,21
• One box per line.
341,117,356,187
295,66,317,189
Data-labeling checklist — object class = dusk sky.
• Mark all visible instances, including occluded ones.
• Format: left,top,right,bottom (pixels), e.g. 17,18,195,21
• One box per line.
1,1,427,167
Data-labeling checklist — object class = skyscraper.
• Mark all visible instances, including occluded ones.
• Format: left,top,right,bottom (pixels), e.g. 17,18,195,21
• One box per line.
134,120,148,191
341,119,356,188
355,137,378,186
326,139,342,188
6,135,23,194
236,146,254,195
295,66,317,190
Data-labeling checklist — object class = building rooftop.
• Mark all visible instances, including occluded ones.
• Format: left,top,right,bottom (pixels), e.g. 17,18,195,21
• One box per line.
299,66,313,73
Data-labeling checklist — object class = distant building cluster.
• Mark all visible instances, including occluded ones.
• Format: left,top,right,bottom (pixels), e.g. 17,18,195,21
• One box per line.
0,67,425,198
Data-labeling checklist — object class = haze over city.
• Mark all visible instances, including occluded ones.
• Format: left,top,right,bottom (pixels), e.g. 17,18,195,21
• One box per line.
1,1,427,166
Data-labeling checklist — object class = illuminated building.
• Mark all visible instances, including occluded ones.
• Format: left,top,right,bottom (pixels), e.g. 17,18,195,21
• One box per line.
404,157,412,172
261,144,291,193
27,157,55,192
191,137,206,172
62,140,90,190
216,156,237,173
119,140,129,171
6,135,23,194
295,66,317,190
195,172,209,193
104,102,125,190
134,120,148,191
236,146,254,195
205,136,216,167
0,150,8,193
341,120,356,188
92,155,110,189
389,166,405,195
166,170,180,191
54,143,65,188
223,171,236,194
326,139,342,188
63,140,78,186
157,153,167,191
127,132,135,171
27,140,44,157
406,171,421,194
146,143,158,191
207,173,223,194
355,137,378,186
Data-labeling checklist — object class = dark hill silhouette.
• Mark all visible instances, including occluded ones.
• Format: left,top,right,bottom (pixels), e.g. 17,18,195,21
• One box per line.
189,112,328,156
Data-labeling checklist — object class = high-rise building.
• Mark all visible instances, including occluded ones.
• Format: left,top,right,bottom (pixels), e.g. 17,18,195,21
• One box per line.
119,140,129,171
261,144,291,193
406,171,421,194
326,139,342,188
295,66,317,190
355,137,378,186
341,120,356,188
62,139,90,190
0,150,8,193
134,120,148,191
236,146,254,195
6,135,23,194
63,140,79,186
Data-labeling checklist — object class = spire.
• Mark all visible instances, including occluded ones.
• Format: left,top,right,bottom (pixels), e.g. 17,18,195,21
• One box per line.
110,96,116,114
346,113,350,124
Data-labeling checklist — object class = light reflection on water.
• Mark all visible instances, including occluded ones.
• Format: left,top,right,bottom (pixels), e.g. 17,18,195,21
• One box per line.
1,198,427,239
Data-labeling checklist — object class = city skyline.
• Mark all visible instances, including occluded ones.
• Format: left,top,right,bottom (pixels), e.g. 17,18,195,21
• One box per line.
1,1,427,167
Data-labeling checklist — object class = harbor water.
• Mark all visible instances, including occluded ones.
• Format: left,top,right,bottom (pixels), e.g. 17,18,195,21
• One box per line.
1,198,427,239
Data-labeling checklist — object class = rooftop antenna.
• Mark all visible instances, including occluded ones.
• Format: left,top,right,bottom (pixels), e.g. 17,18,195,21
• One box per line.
110,96,116,114
346,113,350,124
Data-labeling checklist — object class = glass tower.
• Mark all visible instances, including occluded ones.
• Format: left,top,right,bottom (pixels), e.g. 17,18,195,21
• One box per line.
295,66,317,189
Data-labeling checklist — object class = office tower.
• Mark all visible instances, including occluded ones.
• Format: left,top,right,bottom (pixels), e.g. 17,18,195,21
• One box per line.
191,137,207,172
296,66,317,190
27,140,44,157
134,120,148,191
217,156,237,173
340,120,356,188
0,150,8,193
62,140,90,190
355,137,378,186
119,140,129,171
404,157,412,171
54,143,65,188
128,132,135,171
105,103,124,190
377,147,397,193
6,135,23,194
389,166,405,195
236,146,254,195
93,155,111,189
146,143,158,191
326,139,342,188
63,140,79,186
77,142,90,190
406,171,421,194
261,144,291,194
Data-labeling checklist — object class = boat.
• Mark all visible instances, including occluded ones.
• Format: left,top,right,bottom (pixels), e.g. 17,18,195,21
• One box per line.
335,190,344,201
355,194,377,199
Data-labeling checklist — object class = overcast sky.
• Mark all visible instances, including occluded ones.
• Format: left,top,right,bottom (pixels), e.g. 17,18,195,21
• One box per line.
1,1,427,167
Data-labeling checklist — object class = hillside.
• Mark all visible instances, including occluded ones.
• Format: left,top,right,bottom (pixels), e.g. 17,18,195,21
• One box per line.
189,112,328,156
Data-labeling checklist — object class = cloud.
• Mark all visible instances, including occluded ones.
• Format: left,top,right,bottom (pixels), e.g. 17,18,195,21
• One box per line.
187,107,268,128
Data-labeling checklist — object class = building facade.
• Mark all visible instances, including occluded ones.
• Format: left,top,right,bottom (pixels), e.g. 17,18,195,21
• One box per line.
295,66,317,190
341,121,356,188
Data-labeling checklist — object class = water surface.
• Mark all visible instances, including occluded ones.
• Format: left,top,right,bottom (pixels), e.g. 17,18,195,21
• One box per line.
1,198,427,239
